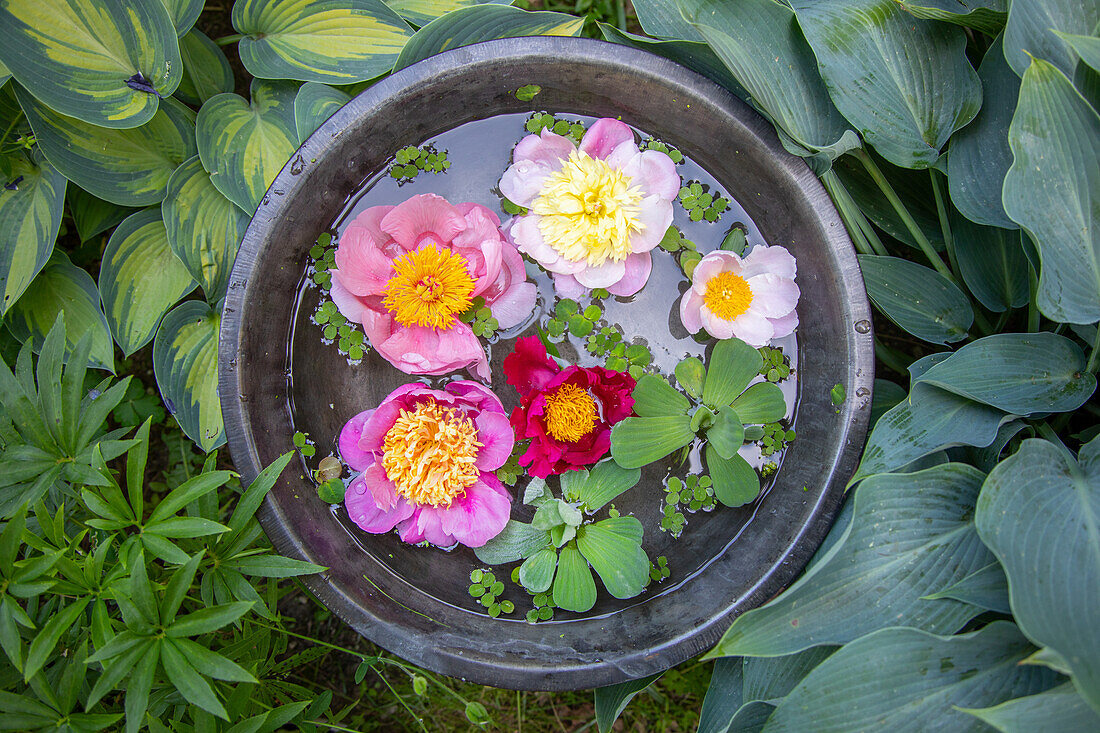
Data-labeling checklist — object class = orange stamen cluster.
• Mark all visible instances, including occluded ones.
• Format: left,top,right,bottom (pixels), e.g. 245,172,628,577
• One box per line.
381,399,482,506
382,245,476,329
542,383,599,442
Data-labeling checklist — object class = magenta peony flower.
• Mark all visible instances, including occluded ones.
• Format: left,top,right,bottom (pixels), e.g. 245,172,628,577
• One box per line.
679,247,800,347
329,193,536,380
499,118,679,298
339,381,515,549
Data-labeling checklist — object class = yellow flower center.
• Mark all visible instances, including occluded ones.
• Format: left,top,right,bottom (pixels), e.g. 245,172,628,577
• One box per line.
382,245,476,329
381,399,482,507
542,383,599,443
703,270,754,321
532,150,645,266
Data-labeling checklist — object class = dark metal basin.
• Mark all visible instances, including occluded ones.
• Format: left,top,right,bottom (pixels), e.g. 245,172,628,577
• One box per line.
219,37,873,691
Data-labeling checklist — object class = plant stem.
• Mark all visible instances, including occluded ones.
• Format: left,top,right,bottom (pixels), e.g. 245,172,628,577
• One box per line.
0,112,24,152
374,666,430,733
852,149,956,282
615,0,627,30
216,33,246,46
929,169,961,282
821,170,881,256
1027,264,1040,332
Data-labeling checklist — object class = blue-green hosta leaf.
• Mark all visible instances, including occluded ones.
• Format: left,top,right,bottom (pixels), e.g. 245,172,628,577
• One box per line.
707,445,759,507
1054,31,1100,75
698,659,744,733
0,151,65,317
552,542,596,613
153,301,223,451
923,562,1010,614
16,86,196,207
594,672,664,733
234,0,413,84
394,5,584,71
947,36,1020,230
896,0,1007,36
708,463,993,658
952,215,1028,312
0,0,181,129
917,332,1095,415
870,379,906,428
631,374,689,417
832,153,944,251
175,29,235,107
160,0,203,36
634,0,704,41
4,253,113,371
976,437,1100,713
563,459,640,513
385,0,512,27
963,683,1100,732
703,337,761,408
744,647,837,705
609,415,694,468
66,187,135,243
1003,59,1100,325
0,59,9,87
858,255,973,344
196,79,299,214
762,623,1057,733
790,0,980,169
294,82,350,144
678,0,859,172
1003,0,1100,79
576,517,648,600
99,208,196,356
162,156,249,302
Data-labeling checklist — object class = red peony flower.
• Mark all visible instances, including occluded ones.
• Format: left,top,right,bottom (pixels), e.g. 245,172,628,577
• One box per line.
504,335,635,477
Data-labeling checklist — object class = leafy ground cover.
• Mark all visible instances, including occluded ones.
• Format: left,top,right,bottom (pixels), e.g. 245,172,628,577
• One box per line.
1,0,1098,730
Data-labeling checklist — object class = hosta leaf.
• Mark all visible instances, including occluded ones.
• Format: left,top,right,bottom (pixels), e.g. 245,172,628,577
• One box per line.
385,0,512,27
706,409,744,460
175,29,235,107
1003,0,1100,79
0,0,181,129
963,683,1100,732
0,59,9,87
923,562,1010,614
576,517,648,600
631,374,689,417
472,520,548,565
858,255,972,344
975,438,1100,713
551,543,596,613
160,0,203,36
947,36,1020,230
896,0,1007,36
706,445,759,507
163,156,249,302
518,547,556,593
99,208,196,356
729,382,786,424
17,87,196,207
678,0,859,172
832,153,944,251
594,672,664,733
762,623,1056,732
744,647,837,704
1055,31,1100,75
0,151,65,317
952,215,1028,312
1003,58,1100,325
153,300,223,451
702,338,761,408
634,0,704,41
709,463,993,658
609,415,694,468
790,0,980,169
234,0,413,84
67,187,135,244
294,82,350,144
699,659,744,733
870,379,906,427
564,459,640,513
196,79,299,214
394,5,584,71
4,253,113,371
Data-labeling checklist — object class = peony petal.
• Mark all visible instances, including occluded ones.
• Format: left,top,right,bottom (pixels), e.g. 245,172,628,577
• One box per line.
603,139,639,170
503,335,560,396
691,250,744,295
679,288,705,333
439,474,512,547
342,205,394,252
473,410,515,470
768,310,799,339
455,202,500,227
361,461,401,511
574,258,627,288
606,252,652,296
380,193,468,249
499,160,554,207
728,309,776,348
446,379,506,414
700,307,738,340
338,409,375,471
551,272,587,300
483,245,536,328
374,322,486,377
746,273,800,318
740,244,797,280
514,128,575,166
510,216,586,275
333,228,395,297
452,206,503,293
345,475,414,533
328,278,369,325
633,149,681,200
628,196,674,254
579,118,635,160
398,507,456,547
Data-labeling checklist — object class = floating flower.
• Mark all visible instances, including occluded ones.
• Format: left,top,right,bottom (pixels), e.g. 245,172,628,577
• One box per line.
499,118,679,298
679,246,799,347
339,381,515,549
329,193,536,380
504,335,635,478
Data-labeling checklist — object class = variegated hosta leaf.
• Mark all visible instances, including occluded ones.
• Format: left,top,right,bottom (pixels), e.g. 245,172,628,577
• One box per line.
4,252,114,371
196,79,299,213
99,208,196,356
163,156,249,302
154,301,224,451
175,29,235,107
293,82,350,144
385,0,511,27
0,0,181,129
66,186,136,243
233,0,413,84
16,86,197,207
160,0,203,36
395,4,584,70
0,151,66,317
0,59,9,87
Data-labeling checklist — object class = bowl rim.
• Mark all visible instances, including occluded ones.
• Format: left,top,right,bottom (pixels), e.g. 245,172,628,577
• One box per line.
219,35,874,690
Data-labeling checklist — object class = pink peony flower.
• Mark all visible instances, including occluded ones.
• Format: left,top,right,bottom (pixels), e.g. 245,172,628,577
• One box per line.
499,118,679,298
329,193,536,380
679,246,800,347
339,381,515,549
